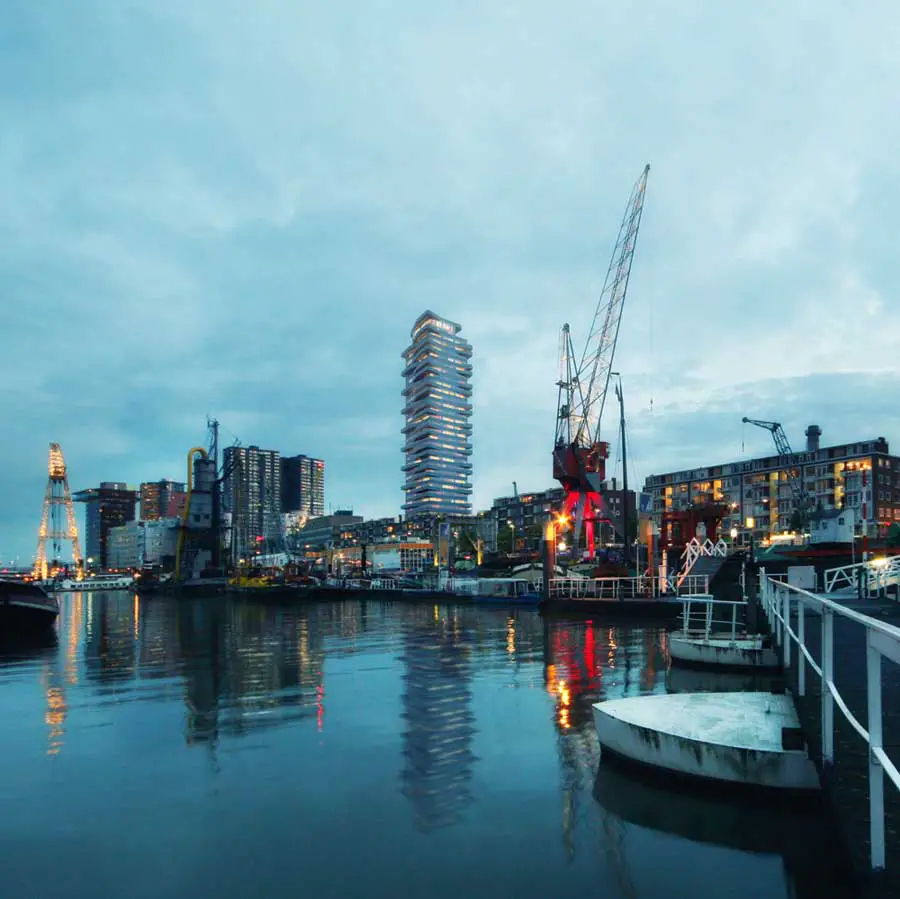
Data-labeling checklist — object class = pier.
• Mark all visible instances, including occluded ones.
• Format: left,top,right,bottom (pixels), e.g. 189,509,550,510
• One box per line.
759,568,900,893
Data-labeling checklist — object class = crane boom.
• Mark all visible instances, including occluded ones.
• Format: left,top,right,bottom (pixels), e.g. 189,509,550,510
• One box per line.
742,417,793,459
575,164,650,448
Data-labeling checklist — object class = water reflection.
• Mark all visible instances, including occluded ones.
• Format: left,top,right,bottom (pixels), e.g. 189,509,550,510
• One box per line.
400,606,476,832
0,592,854,899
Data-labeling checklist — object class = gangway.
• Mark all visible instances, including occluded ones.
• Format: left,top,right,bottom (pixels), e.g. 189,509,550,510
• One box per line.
822,556,900,597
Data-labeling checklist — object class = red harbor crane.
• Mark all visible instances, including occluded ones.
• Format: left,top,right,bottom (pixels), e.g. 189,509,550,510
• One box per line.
553,165,650,557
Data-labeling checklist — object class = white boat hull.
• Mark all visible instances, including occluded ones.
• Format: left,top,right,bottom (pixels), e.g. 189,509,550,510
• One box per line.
593,692,820,791
669,633,779,669
45,578,135,592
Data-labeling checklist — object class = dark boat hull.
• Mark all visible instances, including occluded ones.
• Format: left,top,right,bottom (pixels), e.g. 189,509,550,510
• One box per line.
0,581,59,634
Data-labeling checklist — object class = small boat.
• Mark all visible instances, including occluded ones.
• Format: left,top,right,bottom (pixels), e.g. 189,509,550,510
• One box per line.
227,566,310,599
670,595,779,669
593,692,820,791
669,633,779,669
0,579,59,633
449,577,542,605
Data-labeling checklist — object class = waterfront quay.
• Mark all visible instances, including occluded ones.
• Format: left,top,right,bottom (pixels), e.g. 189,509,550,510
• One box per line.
759,575,900,898
1,590,854,899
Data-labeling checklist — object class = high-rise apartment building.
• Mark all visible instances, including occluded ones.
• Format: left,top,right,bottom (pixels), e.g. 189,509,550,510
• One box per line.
140,479,187,521
280,455,325,519
402,311,473,517
222,446,281,558
644,426,900,544
73,482,138,568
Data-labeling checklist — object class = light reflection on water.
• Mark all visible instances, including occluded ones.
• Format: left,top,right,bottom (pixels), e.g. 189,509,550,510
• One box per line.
0,592,851,899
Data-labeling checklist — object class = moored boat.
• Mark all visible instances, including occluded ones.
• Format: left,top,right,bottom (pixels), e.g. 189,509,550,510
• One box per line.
0,579,59,633
593,692,820,790
448,577,542,605
669,632,779,668
45,573,135,592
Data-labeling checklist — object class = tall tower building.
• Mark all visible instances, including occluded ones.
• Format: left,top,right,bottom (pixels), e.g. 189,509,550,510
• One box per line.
222,446,281,558
280,455,325,519
402,311,473,517
73,482,138,569
140,479,187,521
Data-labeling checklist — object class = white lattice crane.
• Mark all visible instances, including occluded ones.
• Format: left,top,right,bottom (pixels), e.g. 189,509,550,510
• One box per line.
34,443,83,580
553,165,650,555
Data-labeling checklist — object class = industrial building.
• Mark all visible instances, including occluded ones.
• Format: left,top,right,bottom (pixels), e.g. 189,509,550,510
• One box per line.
643,425,900,545
222,445,282,559
106,518,180,570
280,455,325,519
74,482,137,568
139,479,186,521
287,510,364,553
402,311,473,518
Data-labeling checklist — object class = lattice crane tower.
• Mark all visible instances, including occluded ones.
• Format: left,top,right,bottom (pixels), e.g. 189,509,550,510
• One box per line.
553,164,650,556
34,442,83,580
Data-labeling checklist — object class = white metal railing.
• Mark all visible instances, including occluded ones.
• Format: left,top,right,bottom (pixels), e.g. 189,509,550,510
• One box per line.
678,537,729,585
680,594,748,642
823,555,900,596
549,574,709,600
760,568,900,871
370,578,399,590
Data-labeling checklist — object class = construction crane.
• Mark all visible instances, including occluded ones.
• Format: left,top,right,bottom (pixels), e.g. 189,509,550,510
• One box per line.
741,417,809,526
553,165,650,556
34,443,83,581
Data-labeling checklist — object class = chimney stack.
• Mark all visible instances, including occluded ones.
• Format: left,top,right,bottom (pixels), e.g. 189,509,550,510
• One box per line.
805,424,822,452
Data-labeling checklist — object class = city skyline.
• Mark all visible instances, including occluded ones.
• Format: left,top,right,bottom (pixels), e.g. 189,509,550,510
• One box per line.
3,3,900,561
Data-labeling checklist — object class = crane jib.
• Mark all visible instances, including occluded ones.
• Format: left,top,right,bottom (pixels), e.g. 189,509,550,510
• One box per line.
552,164,650,558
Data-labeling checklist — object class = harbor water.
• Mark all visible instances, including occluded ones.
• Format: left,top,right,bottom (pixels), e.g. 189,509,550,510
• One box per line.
0,593,854,899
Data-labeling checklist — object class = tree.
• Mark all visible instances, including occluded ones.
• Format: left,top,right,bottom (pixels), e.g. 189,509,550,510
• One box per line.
887,522,900,549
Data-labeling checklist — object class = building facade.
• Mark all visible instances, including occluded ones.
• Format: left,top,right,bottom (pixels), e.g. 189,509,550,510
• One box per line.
643,426,900,544
402,311,473,518
280,455,325,519
139,480,187,521
106,518,180,570
489,485,636,551
288,510,364,552
223,446,282,559
74,482,138,568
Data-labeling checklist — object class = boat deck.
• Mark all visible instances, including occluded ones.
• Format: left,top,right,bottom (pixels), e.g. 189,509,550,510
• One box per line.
594,691,820,790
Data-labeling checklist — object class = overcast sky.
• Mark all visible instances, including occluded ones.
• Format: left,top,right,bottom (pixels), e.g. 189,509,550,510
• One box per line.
2,1,899,563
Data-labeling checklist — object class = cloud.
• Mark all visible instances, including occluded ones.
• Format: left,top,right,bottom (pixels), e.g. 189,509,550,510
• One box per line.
2,0,899,560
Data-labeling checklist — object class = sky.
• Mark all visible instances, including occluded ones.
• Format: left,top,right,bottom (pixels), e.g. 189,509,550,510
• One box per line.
2,0,900,563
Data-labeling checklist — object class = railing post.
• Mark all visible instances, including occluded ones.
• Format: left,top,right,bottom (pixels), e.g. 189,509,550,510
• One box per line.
866,637,885,871
783,588,791,669
732,603,738,642
797,600,806,697
822,609,834,765
774,586,782,647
